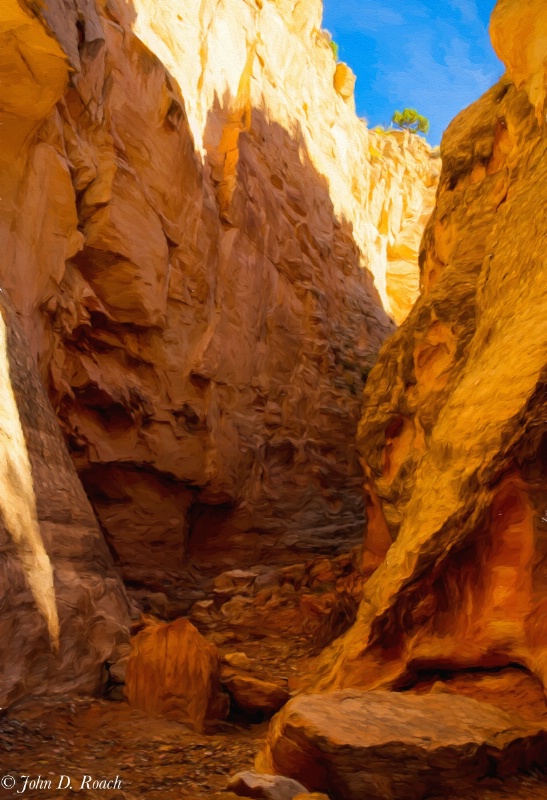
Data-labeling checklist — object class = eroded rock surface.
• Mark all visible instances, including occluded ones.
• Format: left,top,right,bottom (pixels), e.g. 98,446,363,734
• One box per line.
0,0,545,797
306,0,547,698
129,0,439,321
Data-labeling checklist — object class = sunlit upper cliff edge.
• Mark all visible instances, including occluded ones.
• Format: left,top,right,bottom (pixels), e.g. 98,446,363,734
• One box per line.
114,0,440,321
305,0,547,697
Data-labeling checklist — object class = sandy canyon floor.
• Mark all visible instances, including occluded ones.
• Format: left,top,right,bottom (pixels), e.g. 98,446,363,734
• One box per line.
2,602,547,800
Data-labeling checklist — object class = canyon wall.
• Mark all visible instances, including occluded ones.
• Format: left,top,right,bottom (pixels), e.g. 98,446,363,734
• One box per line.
0,0,437,625
0,290,129,706
309,0,547,695
127,0,440,324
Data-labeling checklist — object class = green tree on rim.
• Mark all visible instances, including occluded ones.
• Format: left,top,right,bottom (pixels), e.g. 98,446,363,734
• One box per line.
392,108,430,134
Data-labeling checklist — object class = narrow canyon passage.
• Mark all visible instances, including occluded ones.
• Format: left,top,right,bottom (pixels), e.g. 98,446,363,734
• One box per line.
0,0,546,798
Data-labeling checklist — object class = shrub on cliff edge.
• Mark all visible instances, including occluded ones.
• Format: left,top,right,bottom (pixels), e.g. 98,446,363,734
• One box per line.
392,108,430,134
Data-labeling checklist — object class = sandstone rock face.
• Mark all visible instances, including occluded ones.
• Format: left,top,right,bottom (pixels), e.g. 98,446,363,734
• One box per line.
0,291,128,706
125,618,227,730
307,0,547,696
0,0,437,603
258,691,547,800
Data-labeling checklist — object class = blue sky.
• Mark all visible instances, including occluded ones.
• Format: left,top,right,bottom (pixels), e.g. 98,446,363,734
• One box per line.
322,0,504,144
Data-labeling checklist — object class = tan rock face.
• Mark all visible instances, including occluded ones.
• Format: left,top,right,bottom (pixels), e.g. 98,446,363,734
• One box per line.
0,0,437,601
125,618,227,731
0,291,128,706
307,0,547,696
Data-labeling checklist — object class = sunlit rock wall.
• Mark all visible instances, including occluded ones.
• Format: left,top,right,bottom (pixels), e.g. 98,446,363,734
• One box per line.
309,0,547,695
129,0,439,323
0,0,436,601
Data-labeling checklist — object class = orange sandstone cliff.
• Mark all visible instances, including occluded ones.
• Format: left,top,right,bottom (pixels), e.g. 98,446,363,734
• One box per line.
307,0,547,696
0,0,436,700
0,0,437,592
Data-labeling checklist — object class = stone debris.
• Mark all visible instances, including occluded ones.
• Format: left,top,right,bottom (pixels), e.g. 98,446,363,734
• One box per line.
227,771,309,800
222,653,254,671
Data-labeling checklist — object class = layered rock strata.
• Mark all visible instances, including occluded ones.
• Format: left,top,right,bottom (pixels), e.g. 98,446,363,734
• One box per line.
0,0,437,603
307,0,547,697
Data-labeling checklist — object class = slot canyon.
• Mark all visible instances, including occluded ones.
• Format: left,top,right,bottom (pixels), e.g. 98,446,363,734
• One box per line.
0,0,545,798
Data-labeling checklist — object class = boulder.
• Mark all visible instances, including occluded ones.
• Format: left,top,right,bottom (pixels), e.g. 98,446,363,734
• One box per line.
221,669,289,715
214,570,259,596
124,618,227,731
227,771,308,800
257,690,547,800
333,63,356,101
